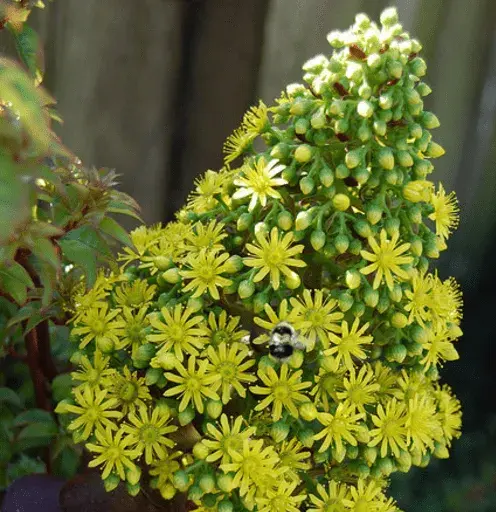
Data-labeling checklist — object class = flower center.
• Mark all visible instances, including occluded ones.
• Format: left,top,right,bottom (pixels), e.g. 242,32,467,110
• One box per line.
140,425,159,445
127,322,144,343
120,382,139,402
186,377,201,392
91,319,106,335
273,384,290,401
167,325,185,343
86,369,100,384
377,249,394,268
221,434,242,454
212,329,229,345
218,362,236,381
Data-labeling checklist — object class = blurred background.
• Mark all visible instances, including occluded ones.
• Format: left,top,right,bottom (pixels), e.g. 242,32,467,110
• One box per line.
4,0,496,509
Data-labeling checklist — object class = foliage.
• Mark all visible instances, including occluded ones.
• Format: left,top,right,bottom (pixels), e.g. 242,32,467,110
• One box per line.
58,7,463,511
0,0,140,491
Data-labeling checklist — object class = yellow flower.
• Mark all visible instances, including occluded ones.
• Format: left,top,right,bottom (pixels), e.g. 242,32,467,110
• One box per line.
289,289,344,350
310,356,346,410
113,306,150,353
69,270,113,324
220,439,282,500
307,480,351,512
117,225,161,268
198,310,249,349
223,127,253,165
147,305,206,361
180,250,233,300
336,363,380,413
206,342,256,403
107,366,151,415
325,318,373,371
434,384,462,446
185,220,228,254
360,229,413,290
242,100,269,138
420,324,459,370
149,450,183,495
313,403,365,454
404,269,433,326
113,279,156,309
58,387,122,440
254,299,298,341
244,227,306,290
405,393,444,455
255,479,306,512
276,437,311,481
233,158,287,211
203,413,257,464
186,169,229,214
395,369,428,402
347,479,395,511
373,361,401,402
71,304,121,351
368,398,408,458
121,404,178,464
71,350,116,391
163,356,220,413
429,183,459,240
86,426,140,480
429,274,463,327
251,364,312,421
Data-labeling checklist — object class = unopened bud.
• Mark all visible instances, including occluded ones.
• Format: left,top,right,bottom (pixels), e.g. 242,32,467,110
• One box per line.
294,144,313,163
277,211,293,231
345,270,361,290
332,193,350,211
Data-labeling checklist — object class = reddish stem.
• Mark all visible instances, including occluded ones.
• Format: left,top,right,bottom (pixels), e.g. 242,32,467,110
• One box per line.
37,320,58,381
24,326,51,412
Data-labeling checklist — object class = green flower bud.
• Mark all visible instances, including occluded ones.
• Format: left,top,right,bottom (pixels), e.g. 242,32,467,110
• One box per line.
270,142,290,161
218,500,234,512
367,53,382,68
311,110,326,129
133,343,156,368
354,219,372,238
70,350,84,365
426,141,445,158
347,445,359,459
379,92,393,110
299,402,318,421
187,484,203,501
373,119,387,136
335,163,350,179
223,255,243,274
377,294,390,314
282,164,296,183
366,203,383,225
391,312,408,328
346,61,363,81
193,442,210,461
237,212,253,232
332,193,350,211
334,234,350,254
378,147,395,170
294,144,313,163
329,99,346,116
358,82,372,99
145,367,163,386
327,30,346,48
96,336,115,354
349,238,362,255
385,217,400,237
289,350,304,368
385,343,407,363
377,456,394,476
357,100,374,118
403,180,433,202
410,237,423,256
277,211,293,231
416,82,432,96
363,445,378,466
253,291,270,313
370,346,382,359
300,176,315,195
238,280,255,299
363,287,379,308
410,57,427,77
178,406,195,426
162,267,181,284
173,470,191,492
353,167,370,185
389,283,403,302
285,271,301,290
217,473,234,493
357,121,372,142
271,421,290,443
199,474,216,494
404,88,421,105
355,12,371,29
447,322,463,340
187,296,204,312
295,210,313,231
299,428,315,448
433,442,449,459
397,150,414,167
345,269,361,290
422,111,440,129
254,222,269,237
103,474,120,492
351,301,366,317
387,60,403,79
380,6,399,26
290,98,311,116
126,482,140,497
295,117,310,134
335,118,349,134
319,166,334,187
153,255,174,271
206,399,223,419
338,292,354,312
311,230,326,251
150,351,178,370
345,148,363,169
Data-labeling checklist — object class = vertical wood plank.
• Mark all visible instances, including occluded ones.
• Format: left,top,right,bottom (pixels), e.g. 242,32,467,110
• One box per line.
47,0,186,225
167,0,269,218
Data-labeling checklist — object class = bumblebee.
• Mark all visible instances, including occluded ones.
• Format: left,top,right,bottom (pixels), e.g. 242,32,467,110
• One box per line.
268,322,305,362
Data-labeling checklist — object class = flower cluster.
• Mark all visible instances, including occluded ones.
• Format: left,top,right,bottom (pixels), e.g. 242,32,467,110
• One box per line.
57,8,463,511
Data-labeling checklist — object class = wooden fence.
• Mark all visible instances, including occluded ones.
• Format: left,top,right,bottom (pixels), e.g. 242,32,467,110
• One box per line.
3,0,496,293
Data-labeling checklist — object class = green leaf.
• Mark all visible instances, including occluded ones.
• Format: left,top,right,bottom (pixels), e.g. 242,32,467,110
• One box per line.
99,216,133,247
31,237,60,270
0,387,23,408
53,445,80,479
0,153,29,245
37,260,57,307
51,373,73,403
10,24,44,86
13,408,54,427
17,421,58,440
0,261,34,305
